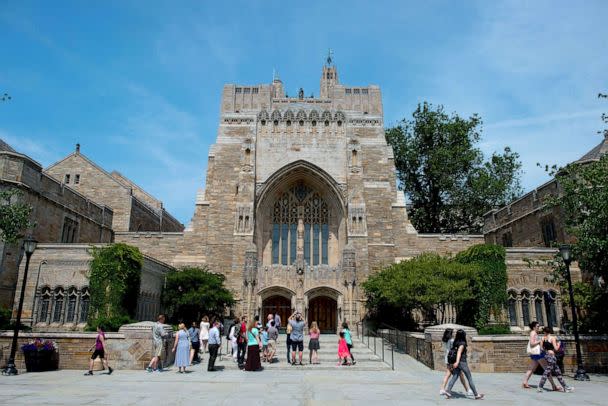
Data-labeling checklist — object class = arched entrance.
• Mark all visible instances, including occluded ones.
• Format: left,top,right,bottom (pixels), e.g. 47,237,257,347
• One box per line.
262,295,291,331
308,296,337,333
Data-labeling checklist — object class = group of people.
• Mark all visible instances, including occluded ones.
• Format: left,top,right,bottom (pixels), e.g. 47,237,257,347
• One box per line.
437,322,575,400
522,321,574,393
85,312,359,375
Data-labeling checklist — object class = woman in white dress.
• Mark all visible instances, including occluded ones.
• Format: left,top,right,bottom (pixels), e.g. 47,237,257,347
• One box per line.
199,315,210,354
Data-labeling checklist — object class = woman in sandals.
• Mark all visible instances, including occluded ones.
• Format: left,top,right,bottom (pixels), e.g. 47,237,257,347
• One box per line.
522,321,558,390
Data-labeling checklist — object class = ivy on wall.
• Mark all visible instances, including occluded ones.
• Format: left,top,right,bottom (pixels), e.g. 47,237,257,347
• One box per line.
87,243,143,331
455,244,508,329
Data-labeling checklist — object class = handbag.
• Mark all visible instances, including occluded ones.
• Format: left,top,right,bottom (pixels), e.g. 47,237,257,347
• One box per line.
526,340,541,355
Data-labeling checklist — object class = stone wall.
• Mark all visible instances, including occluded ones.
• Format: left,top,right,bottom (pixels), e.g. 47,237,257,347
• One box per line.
385,324,608,373
0,150,113,307
0,322,175,371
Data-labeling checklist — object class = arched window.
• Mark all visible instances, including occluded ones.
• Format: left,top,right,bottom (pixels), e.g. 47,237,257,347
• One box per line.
272,181,329,266
65,287,78,323
534,291,544,326
52,287,65,323
38,287,51,324
544,291,558,328
521,291,531,327
79,288,90,323
507,291,518,326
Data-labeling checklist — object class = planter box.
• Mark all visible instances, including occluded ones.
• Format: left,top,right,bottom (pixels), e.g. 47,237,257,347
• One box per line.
23,351,59,372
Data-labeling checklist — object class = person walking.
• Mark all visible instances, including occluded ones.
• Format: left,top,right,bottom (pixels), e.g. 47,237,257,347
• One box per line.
341,322,355,365
228,317,240,362
439,328,472,397
172,323,191,373
147,314,168,372
199,316,210,354
245,319,262,371
207,321,221,372
308,321,321,364
188,321,201,364
444,329,484,399
538,327,574,393
289,312,306,365
267,320,279,363
237,316,248,368
337,331,352,366
84,325,113,376
522,321,558,390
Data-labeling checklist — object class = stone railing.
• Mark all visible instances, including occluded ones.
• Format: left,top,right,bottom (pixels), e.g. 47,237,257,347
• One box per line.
0,322,175,371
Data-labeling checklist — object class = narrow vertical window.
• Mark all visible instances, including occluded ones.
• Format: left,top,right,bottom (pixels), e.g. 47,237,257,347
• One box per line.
64,174,70,184
79,289,90,323
290,223,297,264
74,174,80,184
66,288,77,322
321,224,328,264
281,224,288,265
534,293,544,325
38,287,51,323
313,224,320,265
272,224,279,264
53,288,65,323
508,296,517,326
521,293,531,326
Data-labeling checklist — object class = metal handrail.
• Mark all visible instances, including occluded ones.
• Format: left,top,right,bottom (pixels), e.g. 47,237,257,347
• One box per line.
355,321,394,370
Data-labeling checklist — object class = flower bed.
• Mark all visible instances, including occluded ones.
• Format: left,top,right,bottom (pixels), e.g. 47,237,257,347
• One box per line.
21,339,59,372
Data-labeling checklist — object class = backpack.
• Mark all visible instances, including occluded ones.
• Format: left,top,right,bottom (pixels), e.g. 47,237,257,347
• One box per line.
447,345,458,365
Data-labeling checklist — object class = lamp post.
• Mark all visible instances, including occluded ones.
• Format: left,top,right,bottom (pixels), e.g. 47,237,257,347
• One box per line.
559,244,590,381
3,236,37,376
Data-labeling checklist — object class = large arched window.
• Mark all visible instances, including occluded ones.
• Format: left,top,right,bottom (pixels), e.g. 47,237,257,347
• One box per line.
272,181,329,265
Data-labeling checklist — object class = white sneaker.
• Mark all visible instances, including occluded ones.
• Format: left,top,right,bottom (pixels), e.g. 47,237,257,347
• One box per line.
439,389,447,396
467,390,475,398
565,386,575,393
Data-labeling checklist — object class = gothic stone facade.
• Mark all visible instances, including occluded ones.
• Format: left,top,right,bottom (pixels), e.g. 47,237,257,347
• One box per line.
114,63,501,331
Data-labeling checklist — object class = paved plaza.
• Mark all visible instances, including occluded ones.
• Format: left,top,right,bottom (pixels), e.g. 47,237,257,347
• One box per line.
2,335,606,405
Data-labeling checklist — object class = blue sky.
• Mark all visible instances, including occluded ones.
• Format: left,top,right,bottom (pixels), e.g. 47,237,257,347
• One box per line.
1,1,607,225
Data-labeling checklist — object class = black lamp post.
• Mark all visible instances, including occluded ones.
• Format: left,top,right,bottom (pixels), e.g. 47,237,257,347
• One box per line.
3,236,37,376
559,244,590,381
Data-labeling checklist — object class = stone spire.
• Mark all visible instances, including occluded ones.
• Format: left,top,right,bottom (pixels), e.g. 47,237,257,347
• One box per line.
320,51,339,99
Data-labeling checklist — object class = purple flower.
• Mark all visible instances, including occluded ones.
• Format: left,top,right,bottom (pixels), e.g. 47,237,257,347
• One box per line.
21,338,57,352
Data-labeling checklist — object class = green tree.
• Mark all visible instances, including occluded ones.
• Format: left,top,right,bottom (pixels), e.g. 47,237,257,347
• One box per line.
363,254,475,329
0,188,33,244
386,102,522,233
162,267,235,324
88,243,143,331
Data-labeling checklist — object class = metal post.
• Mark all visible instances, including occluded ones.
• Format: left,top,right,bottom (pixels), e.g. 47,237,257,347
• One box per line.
3,250,33,375
565,261,590,381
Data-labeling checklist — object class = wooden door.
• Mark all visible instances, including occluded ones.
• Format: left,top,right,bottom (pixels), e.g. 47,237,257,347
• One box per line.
307,296,337,333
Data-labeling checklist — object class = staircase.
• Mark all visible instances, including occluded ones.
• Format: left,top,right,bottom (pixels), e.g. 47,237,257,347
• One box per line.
214,333,392,371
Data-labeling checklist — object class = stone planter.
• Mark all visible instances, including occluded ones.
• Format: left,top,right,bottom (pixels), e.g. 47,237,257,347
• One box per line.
23,350,59,372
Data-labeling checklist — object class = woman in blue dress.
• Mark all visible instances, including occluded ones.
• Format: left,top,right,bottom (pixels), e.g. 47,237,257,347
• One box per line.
172,323,191,373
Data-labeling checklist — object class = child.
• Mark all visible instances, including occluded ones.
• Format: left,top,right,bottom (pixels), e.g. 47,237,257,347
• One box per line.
261,326,269,362
85,325,113,376
337,331,352,366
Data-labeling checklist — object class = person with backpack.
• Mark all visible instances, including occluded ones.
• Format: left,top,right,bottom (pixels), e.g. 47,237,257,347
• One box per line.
439,328,472,397
228,317,240,362
444,329,484,400
538,327,574,393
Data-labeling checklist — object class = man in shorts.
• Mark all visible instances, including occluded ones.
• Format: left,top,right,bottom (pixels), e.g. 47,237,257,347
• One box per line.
147,314,168,372
288,312,306,365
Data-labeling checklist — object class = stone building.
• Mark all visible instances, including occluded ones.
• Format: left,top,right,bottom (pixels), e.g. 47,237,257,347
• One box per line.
483,134,607,248
45,145,184,233
11,244,173,331
0,141,113,306
115,61,494,332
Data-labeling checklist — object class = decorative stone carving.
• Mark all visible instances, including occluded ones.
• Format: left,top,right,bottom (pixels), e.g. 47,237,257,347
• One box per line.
348,203,367,236
234,203,254,235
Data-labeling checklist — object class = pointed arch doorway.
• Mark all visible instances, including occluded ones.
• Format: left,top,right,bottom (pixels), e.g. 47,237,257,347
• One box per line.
308,296,337,333
261,295,291,331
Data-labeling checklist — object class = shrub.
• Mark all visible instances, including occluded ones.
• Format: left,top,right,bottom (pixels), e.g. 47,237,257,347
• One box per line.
478,324,512,335
85,314,135,332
